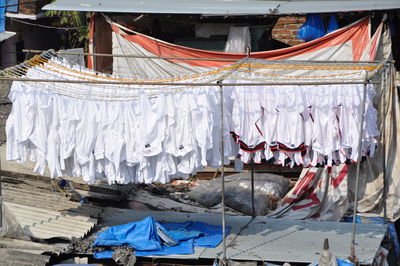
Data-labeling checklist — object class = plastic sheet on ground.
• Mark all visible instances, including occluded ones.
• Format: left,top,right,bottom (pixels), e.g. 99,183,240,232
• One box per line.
188,172,290,216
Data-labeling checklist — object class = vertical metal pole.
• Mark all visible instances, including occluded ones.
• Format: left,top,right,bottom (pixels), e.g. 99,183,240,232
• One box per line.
218,80,227,264
0,176,2,228
0,144,2,228
382,64,388,223
251,157,255,218
350,80,368,262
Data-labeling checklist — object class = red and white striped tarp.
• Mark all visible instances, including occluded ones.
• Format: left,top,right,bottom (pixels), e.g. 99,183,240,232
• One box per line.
110,17,375,78
104,16,397,221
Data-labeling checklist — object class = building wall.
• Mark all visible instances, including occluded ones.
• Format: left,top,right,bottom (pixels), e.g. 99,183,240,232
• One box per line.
271,16,306,46
18,0,52,15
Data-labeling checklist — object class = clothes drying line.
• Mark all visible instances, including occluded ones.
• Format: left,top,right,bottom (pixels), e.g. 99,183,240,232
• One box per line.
1,49,391,264
0,77,380,86
21,49,390,64
3,52,385,89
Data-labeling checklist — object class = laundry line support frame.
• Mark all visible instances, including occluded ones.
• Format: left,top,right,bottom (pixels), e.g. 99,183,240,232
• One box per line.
1,58,386,262
0,153,2,228
382,63,388,223
350,71,369,263
21,49,389,65
218,80,227,264
0,77,380,86
251,158,255,218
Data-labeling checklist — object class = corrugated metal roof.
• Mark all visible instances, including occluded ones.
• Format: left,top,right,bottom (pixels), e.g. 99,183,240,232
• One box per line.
2,181,103,217
1,175,101,240
100,209,387,264
201,217,386,264
0,249,51,266
42,0,400,15
0,237,66,255
0,237,66,265
4,202,98,240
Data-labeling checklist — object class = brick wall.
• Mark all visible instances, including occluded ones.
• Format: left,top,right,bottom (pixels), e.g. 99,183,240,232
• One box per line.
18,0,52,15
272,16,306,46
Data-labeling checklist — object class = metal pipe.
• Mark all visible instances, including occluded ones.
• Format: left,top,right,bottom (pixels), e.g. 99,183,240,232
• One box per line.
382,63,388,223
0,146,2,228
350,78,368,263
0,175,2,228
21,49,386,64
0,77,379,86
218,80,227,264
251,157,255,218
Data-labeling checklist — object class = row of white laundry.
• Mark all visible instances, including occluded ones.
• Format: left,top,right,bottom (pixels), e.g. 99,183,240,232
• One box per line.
7,80,236,184
5,58,379,184
226,77,379,166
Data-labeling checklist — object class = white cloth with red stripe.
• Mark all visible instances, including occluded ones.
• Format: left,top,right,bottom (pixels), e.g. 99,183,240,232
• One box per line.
267,164,350,221
226,77,379,168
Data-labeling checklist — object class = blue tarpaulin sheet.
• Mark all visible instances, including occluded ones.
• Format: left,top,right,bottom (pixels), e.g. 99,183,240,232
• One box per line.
93,216,230,259
308,259,354,266
6,0,19,13
163,221,228,248
0,0,6,32
93,216,164,251
297,14,326,42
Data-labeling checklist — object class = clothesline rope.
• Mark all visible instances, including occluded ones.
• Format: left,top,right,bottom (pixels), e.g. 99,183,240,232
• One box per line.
0,78,378,86
0,52,383,90
23,48,389,64
11,50,385,83
4,55,381,102
40,57,378,83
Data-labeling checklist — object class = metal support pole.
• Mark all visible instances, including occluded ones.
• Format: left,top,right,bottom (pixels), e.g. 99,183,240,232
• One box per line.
0,77,379,86
251,157,255,218
0,144,2,228
382,63,388,223
0,175,2,228
218,80,227,264
350,79,368,263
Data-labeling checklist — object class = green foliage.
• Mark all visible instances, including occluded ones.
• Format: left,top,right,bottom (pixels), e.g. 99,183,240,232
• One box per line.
45,10,90,49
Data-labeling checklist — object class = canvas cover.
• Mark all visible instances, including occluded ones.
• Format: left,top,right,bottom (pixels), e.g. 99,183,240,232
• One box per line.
105,16,399,221
110,17,371,78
